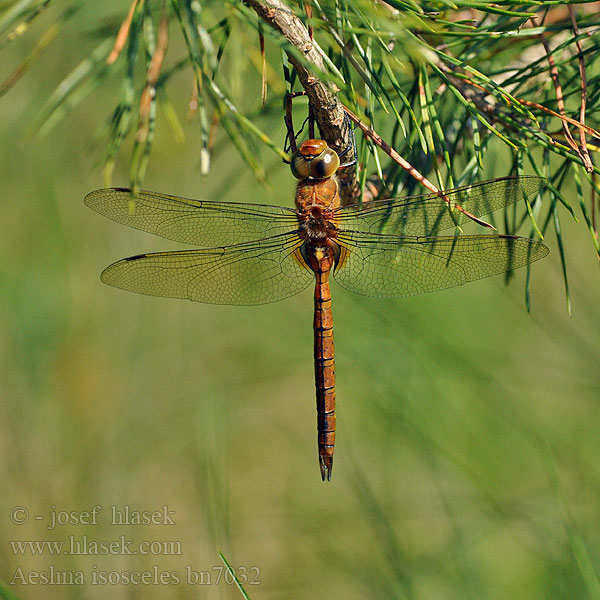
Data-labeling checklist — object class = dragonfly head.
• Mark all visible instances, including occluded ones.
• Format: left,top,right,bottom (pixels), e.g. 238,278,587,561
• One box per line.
291,139,340,180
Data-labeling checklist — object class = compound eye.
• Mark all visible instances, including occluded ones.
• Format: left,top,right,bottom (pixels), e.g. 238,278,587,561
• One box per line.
291,152,311,179
309,148,340,179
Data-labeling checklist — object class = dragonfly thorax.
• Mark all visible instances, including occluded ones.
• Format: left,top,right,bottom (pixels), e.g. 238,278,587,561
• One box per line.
295,177,339,209
300,212,337,241
295,169,341,244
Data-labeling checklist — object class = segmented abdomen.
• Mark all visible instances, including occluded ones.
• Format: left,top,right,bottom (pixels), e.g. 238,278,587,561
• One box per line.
314,269,335,481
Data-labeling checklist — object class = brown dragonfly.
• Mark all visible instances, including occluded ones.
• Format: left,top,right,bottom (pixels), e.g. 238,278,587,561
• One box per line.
85,139,549,481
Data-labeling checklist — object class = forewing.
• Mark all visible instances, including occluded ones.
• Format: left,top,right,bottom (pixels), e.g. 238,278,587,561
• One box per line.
84,188,299,246
334,176,545,237
333,230,549,298
100,233,313,305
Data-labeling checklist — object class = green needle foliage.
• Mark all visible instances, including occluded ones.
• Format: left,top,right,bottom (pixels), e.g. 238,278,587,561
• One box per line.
2,0,599,307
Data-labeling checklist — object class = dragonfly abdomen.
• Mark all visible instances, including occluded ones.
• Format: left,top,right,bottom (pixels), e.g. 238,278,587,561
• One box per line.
313,255,336,482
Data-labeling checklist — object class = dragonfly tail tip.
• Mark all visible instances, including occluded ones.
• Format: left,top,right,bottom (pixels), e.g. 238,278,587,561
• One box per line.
319,456,333,482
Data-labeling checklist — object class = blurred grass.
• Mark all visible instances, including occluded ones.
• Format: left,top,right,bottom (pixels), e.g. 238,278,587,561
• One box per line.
2,4,600,600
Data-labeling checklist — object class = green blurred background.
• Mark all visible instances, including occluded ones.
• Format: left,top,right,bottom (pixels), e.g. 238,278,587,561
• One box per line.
2,3,600,599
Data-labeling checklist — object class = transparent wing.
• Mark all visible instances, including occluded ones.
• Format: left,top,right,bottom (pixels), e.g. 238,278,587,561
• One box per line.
100,233,313,306
84,188,299,246
333,230,549,298
334,176,545,237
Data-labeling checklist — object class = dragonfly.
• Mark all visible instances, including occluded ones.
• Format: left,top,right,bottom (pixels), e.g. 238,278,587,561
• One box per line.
85,139,549,481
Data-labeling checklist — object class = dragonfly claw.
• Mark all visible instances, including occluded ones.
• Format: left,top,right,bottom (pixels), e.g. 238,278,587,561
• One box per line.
319,455,333,482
